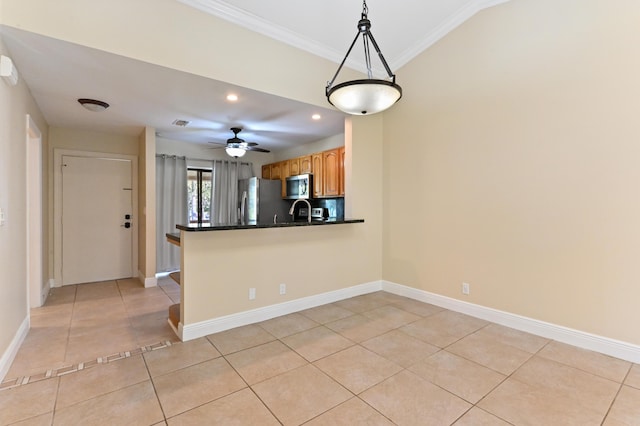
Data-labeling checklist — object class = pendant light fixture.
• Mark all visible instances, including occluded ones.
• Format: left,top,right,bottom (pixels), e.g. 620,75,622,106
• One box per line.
326,0,402,115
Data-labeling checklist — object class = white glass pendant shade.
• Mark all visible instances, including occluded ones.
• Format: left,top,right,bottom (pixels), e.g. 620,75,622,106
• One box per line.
225,146,246,158
327,79,402,115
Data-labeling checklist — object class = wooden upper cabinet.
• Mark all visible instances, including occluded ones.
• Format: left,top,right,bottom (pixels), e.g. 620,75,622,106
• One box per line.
339,146,345,196
280,160,290,198
289,158,300,176
261,164,271,179
323,148,340,197
261,147,344,198
270,162,282,180
299,156,312,174
311,153,323,197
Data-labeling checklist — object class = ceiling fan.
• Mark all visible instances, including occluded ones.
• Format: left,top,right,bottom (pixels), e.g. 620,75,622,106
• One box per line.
209,127,270,158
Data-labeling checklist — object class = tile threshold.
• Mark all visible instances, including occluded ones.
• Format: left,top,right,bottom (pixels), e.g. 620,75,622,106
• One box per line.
0,340,175,391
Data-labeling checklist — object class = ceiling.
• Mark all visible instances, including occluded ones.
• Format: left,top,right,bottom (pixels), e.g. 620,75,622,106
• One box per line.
0,0,507,152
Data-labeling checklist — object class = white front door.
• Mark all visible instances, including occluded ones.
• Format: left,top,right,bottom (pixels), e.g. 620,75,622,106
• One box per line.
61,155,133,285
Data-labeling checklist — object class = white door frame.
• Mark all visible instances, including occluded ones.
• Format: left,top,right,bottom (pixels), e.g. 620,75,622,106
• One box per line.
26,115,44,307
53,149,138,287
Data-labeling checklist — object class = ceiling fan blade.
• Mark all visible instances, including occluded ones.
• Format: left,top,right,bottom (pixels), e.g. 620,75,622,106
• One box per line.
246,146,270,153
246,142,258,146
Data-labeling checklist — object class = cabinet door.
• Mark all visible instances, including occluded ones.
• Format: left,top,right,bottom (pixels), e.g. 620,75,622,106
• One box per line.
270,162,281,180
323,149,340,197
338,146,345,196
311,153,323,197
299,156,312,174
261,164,271,179
289,158,300,176
280,160,290,198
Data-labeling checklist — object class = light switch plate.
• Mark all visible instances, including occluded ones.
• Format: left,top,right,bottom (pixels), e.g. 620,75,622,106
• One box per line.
0,207,5,226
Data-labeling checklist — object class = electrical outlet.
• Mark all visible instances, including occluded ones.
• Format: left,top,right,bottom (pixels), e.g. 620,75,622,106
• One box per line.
279,283,286,295
249,288,256,300
462,282,470,295
0,207,5,226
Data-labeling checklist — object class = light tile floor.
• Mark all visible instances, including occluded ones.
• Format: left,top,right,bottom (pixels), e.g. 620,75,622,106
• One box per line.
2,284,640,425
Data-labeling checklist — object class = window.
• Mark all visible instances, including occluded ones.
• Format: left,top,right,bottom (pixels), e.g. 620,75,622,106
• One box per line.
187,168,212,223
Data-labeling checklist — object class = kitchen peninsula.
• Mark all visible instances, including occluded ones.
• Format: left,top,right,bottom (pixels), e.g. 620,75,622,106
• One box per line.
168,217,370,342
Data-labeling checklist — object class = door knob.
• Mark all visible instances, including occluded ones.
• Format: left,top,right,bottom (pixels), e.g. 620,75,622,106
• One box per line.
122,222,131,228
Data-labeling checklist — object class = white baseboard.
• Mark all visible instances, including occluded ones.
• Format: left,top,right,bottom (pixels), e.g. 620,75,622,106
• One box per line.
180,281,383,341
0,315,30,382
179,278,640,364
382,280,640,364
138,271,157,288
41,279,51,306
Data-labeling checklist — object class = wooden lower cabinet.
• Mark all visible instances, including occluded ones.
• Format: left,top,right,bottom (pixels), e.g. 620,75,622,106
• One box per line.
322,148,340,197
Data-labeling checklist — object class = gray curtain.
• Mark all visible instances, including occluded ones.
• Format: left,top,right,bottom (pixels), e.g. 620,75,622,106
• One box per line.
156,155,187,272
210,160,253,225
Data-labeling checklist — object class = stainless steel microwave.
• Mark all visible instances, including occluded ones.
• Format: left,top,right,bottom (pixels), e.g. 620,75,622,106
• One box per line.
285,174,313,199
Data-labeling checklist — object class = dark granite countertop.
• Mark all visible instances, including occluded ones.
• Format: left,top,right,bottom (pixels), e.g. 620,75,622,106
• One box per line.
174,218,364,233
166,233,181,244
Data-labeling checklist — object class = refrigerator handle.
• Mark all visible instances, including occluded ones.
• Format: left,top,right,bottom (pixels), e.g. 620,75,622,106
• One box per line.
240,191,247,225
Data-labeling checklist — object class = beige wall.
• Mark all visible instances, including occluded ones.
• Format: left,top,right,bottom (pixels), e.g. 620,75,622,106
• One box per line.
383,0,640,345
0,35,48,362
138,127,156,282
49,127,139,156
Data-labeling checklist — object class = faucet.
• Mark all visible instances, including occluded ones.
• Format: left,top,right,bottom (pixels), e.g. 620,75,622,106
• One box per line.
289,198,311,223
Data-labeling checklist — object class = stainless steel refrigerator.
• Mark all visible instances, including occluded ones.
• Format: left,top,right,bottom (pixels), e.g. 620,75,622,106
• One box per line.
238,177,290,225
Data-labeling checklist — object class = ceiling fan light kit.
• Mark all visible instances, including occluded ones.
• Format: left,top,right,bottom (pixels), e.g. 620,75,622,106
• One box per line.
211,127,271,158
325,0,402,115
226,146,247,158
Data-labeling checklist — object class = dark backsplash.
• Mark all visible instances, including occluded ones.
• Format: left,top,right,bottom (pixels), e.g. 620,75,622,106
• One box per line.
313,198,344,219
289,197,345,220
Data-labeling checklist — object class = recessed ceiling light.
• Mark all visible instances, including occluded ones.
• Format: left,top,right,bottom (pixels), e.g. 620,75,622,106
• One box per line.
77,98,109,112
172,119,190,127
226,94,238,102
312,114,322,120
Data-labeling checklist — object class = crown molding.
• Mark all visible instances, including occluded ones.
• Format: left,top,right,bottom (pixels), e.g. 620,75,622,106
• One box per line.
177,0,511,74
390,0,511,71
176,0,351,65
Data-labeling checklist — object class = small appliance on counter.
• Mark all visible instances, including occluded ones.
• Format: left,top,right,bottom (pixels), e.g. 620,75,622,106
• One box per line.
311,208,329,221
